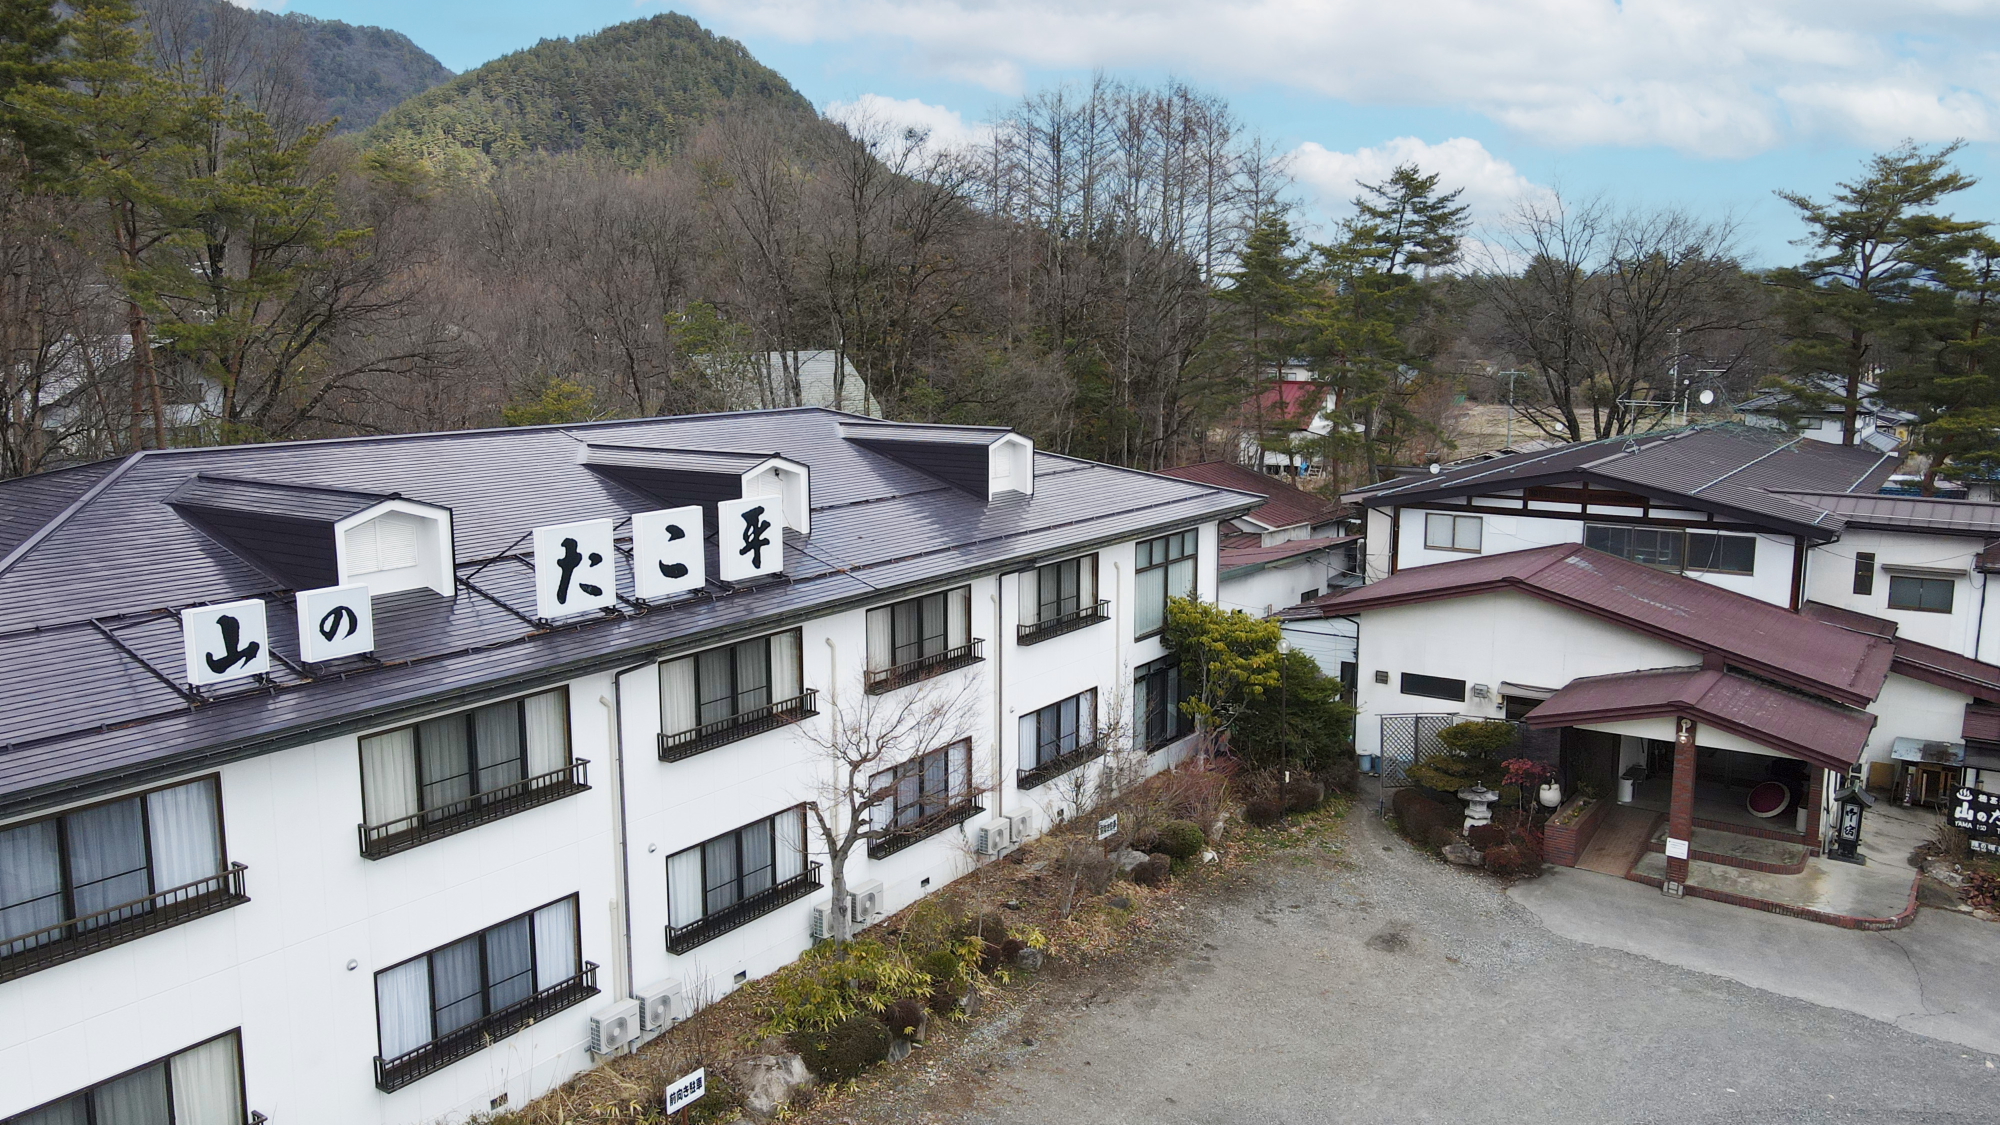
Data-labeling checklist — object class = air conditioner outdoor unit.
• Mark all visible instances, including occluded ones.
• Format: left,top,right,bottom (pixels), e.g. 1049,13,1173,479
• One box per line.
850,880,885,927
635,979,683,1032
976,820,1013,855
1011,811,1036,842
589,1001,641,1054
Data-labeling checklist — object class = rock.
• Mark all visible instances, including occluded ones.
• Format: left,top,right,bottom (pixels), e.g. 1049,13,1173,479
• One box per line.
956,989,984,1018
1021,1036,1037,1047
1441,842,1484,867
1014,946,1045,972
1106,895,1133,910
1003,899,1023,910
1113,847,1149,872
886,1038,914,1064
732,1053,814,1120
1199,849,1218,864
1208,813,1229,842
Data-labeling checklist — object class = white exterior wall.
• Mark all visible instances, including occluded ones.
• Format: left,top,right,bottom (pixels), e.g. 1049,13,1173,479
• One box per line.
1862,674,1970,769
0,678,621,1125
0,523,1220,1125
1216,555,1342,620
1803,529,1993,657
1350,591,1699,758
1390,507,1799,607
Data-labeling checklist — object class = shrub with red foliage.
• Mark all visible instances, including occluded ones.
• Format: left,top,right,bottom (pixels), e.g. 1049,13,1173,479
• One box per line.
1482,844,1536,876
1466,824,1508,850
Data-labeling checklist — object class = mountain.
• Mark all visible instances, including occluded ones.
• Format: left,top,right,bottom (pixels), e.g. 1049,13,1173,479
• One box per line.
139,0,453,133
363,13,819,169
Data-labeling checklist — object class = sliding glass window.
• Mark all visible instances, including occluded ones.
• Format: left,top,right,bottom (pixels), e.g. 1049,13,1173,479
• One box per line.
658,631,812,759
2,1030,245,1125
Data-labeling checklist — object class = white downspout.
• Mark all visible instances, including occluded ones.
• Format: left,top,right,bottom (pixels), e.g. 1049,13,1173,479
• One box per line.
990,589,1006,818
601,660,649,1003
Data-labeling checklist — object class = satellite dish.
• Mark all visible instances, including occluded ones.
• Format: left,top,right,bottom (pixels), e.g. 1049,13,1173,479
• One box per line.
1698,389,1716,406
1428,463,1441,475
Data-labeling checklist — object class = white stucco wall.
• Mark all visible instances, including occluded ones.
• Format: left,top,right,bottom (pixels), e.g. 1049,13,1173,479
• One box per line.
1802,529,1993,657
1216,554,1342,620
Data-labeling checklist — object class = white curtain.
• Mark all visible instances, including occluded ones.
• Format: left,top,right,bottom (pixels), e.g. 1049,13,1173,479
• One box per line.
146,780,222,893
1080,556,1097,606
740,822,774,896
666,848,704,928
660,658,698,736
949,740,971,802
65,798,148,920
1017,571,1039,627
0,819,64,946
1079,690,1098,745
523,690,570,777
865,607,892,672
774,807,805,882
1134,567,1167,636
947,587,971,648
93,1063,170,1125
168,1034,243,1125
473,703,523,793
769,631,801,701
360,729,419,829
11,1096,86,1125
1168,556,1196,599
1019,714,1039,770
532,897,578,987
375,958,433,1059
417,716,471,811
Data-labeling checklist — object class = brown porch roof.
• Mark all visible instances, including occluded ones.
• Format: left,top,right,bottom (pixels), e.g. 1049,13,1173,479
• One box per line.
1965,703,2000,744
1292,544,1897,706
1523,667,1876,772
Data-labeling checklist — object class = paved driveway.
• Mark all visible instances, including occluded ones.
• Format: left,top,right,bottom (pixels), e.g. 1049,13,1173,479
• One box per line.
951,805,2000,1125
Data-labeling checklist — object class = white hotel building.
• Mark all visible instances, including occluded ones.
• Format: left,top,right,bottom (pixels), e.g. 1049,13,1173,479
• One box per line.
0,410,1247,1125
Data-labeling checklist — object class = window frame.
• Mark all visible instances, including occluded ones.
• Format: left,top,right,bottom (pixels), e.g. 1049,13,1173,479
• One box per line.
1,774,245,983
1585,523,1757,577
1134,529,1200,640
658,630,815,760
1134,655,1192,751
1,1029,247,1125
867,739,981,859
1400,673,1467,702
1423,512,1483,554
1018,688,1106,788
865,587,981,693
357,688,584,859
1019,554,1109,644
1887,574,1956,613
1853,552,1876,596
372,895,595,1092
1685,530,1757,575
664,805,820,954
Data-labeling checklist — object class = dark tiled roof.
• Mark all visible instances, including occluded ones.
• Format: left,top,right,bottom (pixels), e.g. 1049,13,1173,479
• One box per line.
1772,491,2000,537
1217,535,1357,575
1294,543,1896,706
1801,601,2000,703
1524,666,1875,771
0,409,1257,816
0,458,126,560
1347,424,1900,539
1154,461,1347,529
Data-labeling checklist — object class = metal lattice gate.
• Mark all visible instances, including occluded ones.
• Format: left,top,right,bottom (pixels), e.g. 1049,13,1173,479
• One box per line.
1377,714,1458,788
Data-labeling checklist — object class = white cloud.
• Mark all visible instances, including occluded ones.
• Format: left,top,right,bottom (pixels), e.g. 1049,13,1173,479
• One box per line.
691,0,2000,156
823,93,993,154
1290,137,1552,227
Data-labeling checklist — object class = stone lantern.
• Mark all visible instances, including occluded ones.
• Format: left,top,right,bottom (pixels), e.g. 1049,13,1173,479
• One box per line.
1458,785,1500,833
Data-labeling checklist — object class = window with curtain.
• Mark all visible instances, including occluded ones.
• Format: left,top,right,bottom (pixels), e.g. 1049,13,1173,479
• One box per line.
1018,556,1106,642
665,806,812,950
1888,574,1955,613
1134,531,1198,638
1,777,228,966
658,631,809,758
3,1030,244,1125
1134,656,1191,750
357,688,578,857
870,740,974,830
864,587,979,692
1423,513,1483,553
373,896,589,1090
1017,689,1102,788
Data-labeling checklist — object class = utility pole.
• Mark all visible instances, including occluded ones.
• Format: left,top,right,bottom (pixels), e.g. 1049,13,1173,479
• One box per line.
1498,370,1526,448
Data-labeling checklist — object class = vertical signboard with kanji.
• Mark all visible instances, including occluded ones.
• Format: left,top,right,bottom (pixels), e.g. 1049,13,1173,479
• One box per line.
533,519,619,620
181,599,271,687
717,496,783,582
1951,786,2000,855
632,506,705,601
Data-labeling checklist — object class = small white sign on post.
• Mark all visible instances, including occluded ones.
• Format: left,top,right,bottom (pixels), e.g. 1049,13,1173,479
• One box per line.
716,496,783,582
632,506,706,601
295,584,374,663
533,519,619,620
1664,836,1690,860
664,1067,706,1116
1096,814,1119,841
181,599,271,687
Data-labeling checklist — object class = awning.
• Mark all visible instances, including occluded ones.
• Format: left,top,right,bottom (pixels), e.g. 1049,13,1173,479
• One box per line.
1498,681,1557,701
1523,666,1875,773
1965,703,2000,743
1890,736,1965,765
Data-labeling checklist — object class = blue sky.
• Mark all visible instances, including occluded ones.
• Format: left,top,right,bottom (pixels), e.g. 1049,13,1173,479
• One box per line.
274,0,2000,269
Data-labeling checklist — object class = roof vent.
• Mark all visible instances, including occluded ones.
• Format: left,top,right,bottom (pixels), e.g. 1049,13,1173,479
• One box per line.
579,444,810,534
839,422,1033,500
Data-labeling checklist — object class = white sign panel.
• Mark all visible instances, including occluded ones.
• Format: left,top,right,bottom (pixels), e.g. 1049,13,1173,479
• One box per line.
1664,837,1690,860
716,496,783,582
1096,814,1119,841
296,584,374,663
664,1068,706,1114
181,598,270,687
533,519,619,620
632,506,705,601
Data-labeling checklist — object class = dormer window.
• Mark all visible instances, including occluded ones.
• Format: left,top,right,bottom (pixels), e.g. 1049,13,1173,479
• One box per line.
989,433,1035,498
336,500,454,596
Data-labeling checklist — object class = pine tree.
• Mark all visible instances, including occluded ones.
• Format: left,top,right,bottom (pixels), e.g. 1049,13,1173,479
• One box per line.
0,0,74,172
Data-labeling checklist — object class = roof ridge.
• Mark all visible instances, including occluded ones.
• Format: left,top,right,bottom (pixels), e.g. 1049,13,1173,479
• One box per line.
0,451,150,580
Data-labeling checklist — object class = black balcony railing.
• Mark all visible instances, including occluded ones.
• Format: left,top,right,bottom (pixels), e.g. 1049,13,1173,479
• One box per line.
0,863,249,983
666,863,822,954
868,803,983,860
1017,739,1110,790
1017,600,1111,646
358,760,591,859
373,963,599,1092
864,640,985,695
659,690,819,762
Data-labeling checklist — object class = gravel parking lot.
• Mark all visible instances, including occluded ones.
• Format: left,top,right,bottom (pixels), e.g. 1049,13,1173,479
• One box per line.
940,801,1999,1125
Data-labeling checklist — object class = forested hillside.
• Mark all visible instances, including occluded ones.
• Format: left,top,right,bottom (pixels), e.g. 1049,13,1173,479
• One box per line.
137,0,450,132
365,13,819,169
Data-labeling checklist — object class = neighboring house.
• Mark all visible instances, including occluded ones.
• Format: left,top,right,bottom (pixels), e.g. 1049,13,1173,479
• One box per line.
769,350,881,417
0,409,1252,1125
1286,423,2000,894
1738,375,1913,453
1233,365,1340,475
1155,461,1362,682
